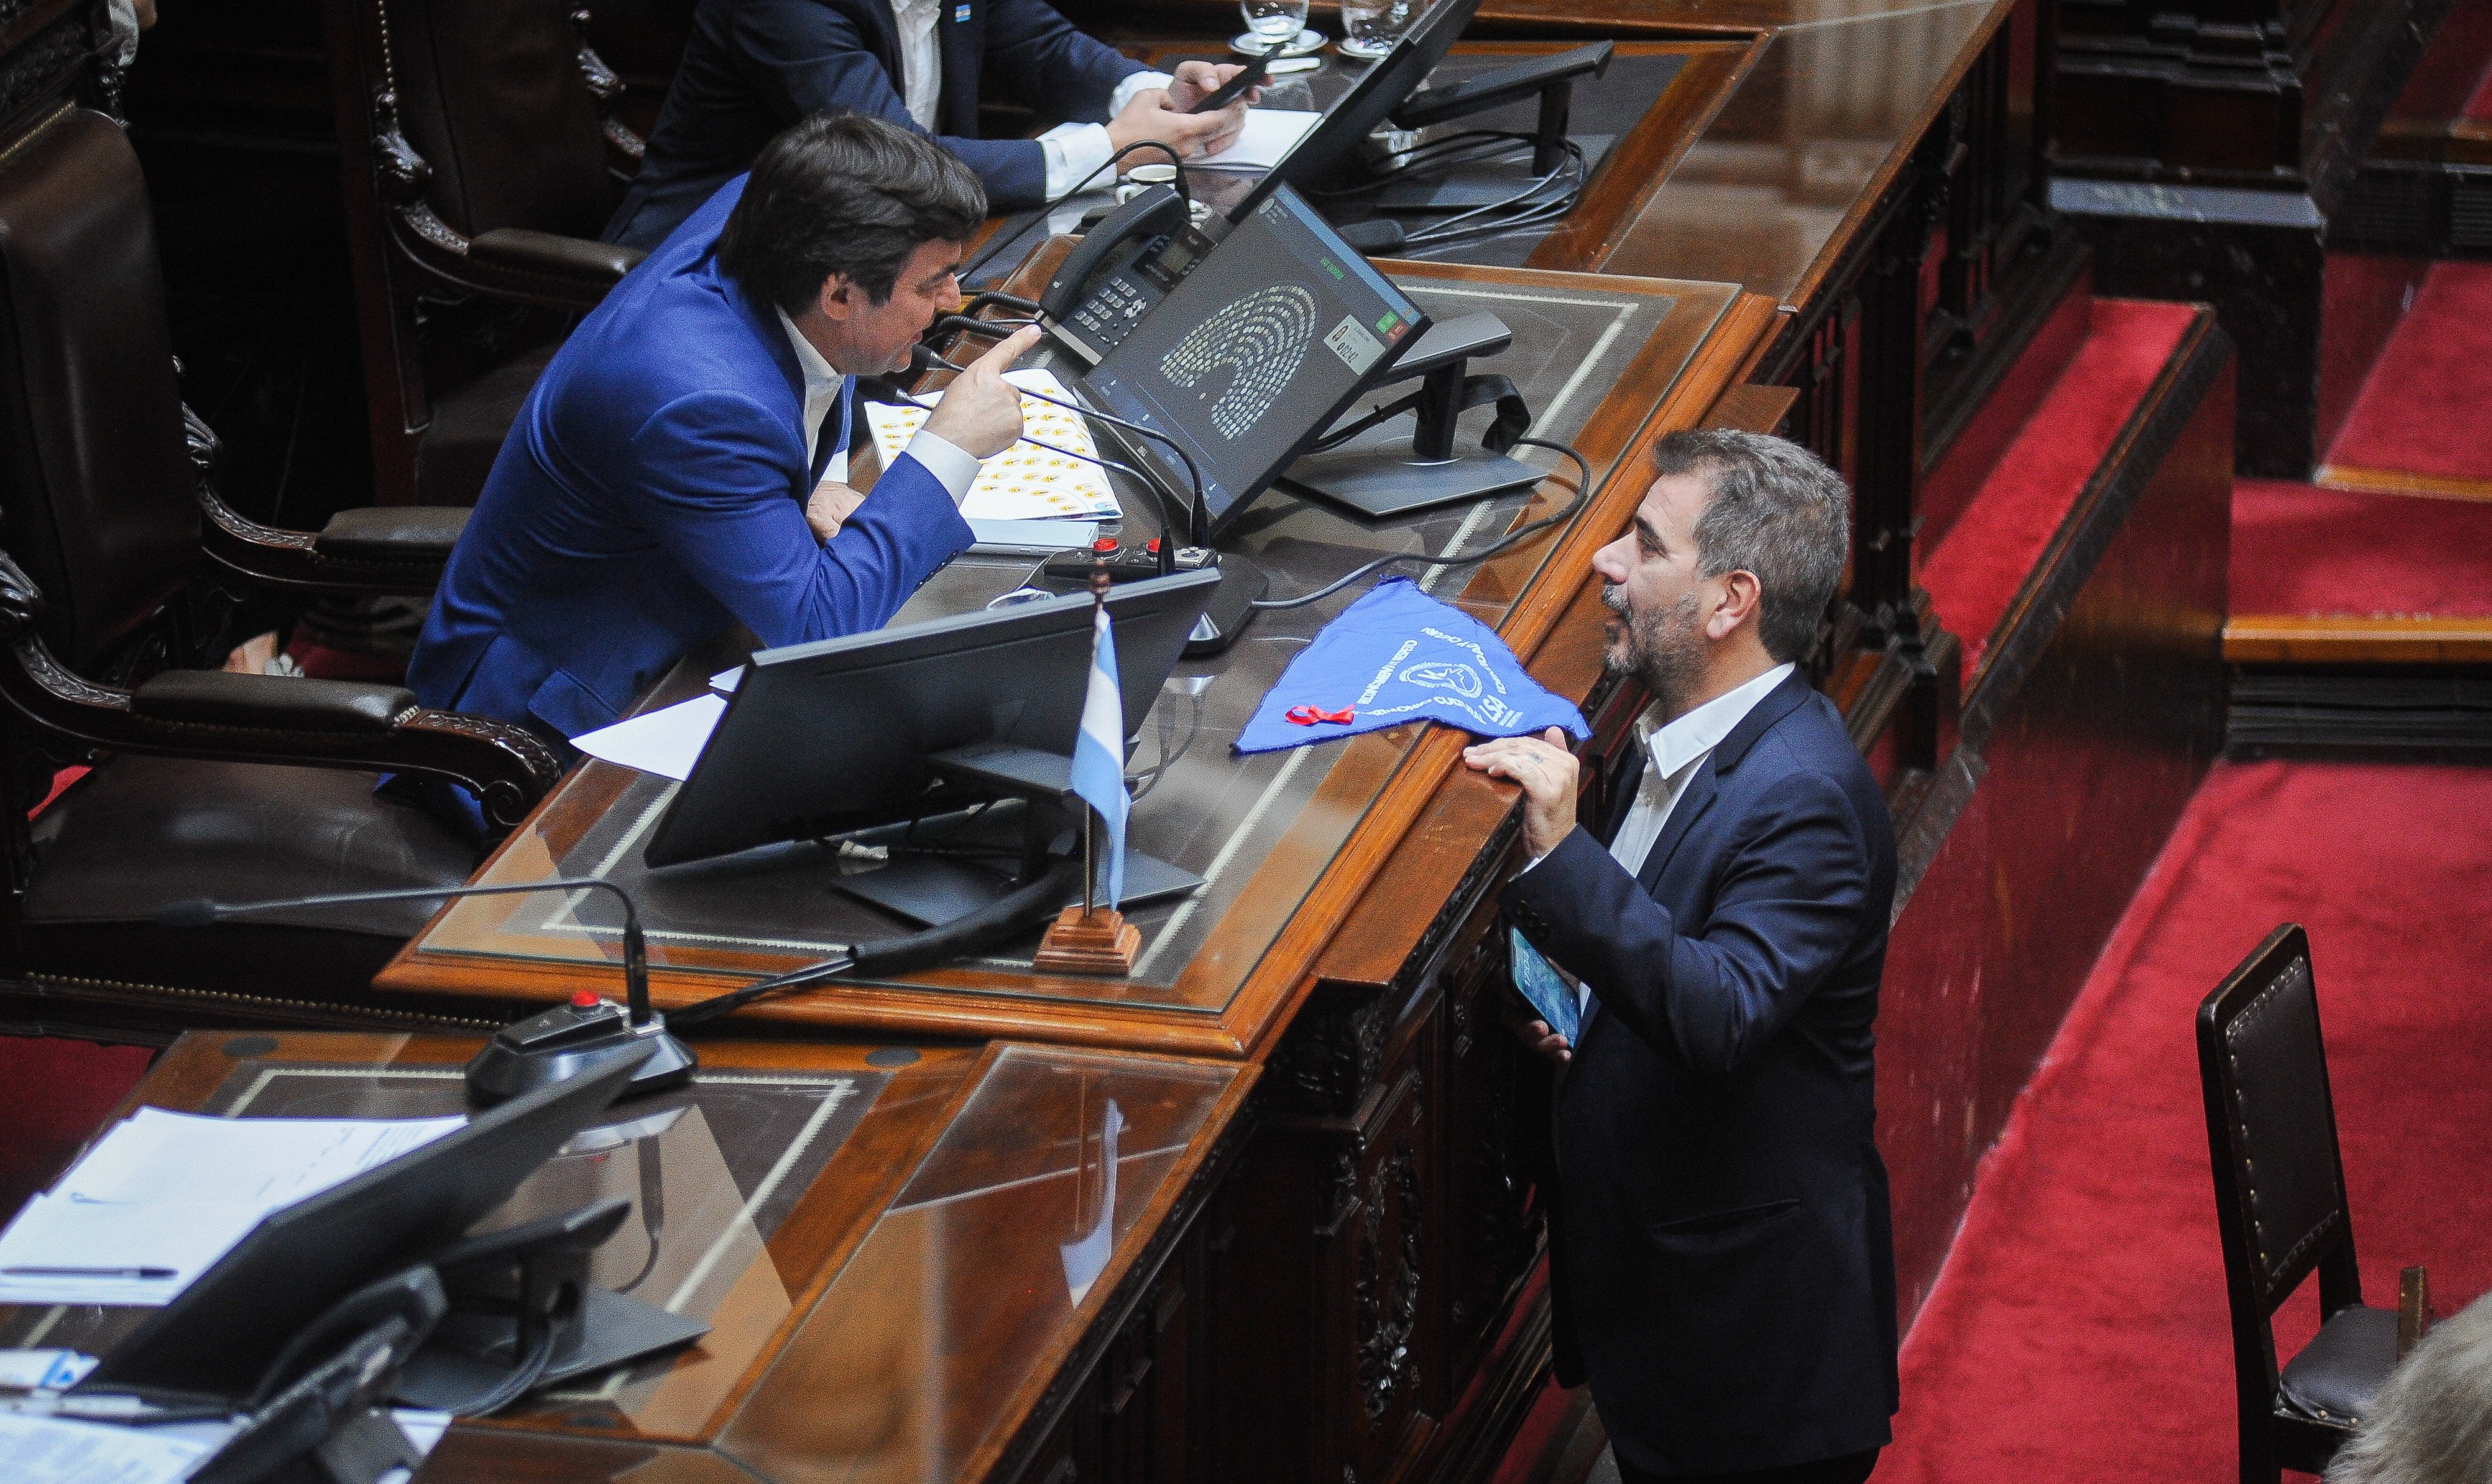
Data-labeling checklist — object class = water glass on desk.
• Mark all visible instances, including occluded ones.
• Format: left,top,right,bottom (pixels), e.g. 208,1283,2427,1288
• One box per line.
1339,0,1415,59
1240,0,1309,50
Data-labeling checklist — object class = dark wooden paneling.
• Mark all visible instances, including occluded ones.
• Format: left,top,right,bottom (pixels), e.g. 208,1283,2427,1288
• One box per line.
1876,315,2233,1321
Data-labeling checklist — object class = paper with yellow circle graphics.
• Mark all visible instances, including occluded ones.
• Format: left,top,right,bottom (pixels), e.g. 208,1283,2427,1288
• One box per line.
863,368,1123,521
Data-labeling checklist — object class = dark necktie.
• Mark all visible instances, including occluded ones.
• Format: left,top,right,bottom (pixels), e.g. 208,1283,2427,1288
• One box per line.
809,378,853,488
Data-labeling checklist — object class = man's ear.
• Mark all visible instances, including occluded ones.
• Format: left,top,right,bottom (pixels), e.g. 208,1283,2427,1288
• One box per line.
815,273,857,324
1709,570,1761,640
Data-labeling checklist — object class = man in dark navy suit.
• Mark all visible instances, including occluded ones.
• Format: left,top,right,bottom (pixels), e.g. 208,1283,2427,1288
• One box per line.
608,0,1256,249
1463,430,1899,1483
410,114,1039,758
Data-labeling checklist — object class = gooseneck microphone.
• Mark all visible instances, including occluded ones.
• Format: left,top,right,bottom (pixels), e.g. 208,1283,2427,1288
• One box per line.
909,335,1212,550
155,879,697,1106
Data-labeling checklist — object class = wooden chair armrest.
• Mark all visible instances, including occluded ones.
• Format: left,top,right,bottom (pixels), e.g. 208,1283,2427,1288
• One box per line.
0,556,558,829
2399,1265,2432,1358
198,488,462,597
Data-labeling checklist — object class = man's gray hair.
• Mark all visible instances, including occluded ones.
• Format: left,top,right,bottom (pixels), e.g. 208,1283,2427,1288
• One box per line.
1652,428,1851,663
2325,1292,2492,1484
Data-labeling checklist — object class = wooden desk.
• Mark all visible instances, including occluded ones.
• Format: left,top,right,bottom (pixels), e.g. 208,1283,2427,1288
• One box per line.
375,265,1770,1060
365,260,1774,1482
0,1030,1256,1484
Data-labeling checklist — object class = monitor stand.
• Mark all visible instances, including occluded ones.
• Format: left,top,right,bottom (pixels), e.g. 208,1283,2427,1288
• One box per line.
835,743,1203,929
1282,312,1542,519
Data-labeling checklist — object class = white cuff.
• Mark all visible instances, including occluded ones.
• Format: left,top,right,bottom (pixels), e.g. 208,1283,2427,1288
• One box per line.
1038,123,1116,200
902,428,982,504
1112,70,1174,117
1038,71,1174,199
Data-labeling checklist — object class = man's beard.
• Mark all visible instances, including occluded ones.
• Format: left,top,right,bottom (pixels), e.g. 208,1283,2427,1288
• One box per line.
1602,584,1706,716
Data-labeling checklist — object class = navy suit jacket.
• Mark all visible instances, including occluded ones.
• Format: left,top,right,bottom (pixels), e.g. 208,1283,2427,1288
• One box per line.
409,175,973,743
1502,669,1899,1476
607,0,1146,248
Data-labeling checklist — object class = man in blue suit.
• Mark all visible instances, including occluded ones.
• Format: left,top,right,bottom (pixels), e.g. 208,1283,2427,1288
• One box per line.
1464,430,1899,1483
607,0,1256,249
410,113,1040,753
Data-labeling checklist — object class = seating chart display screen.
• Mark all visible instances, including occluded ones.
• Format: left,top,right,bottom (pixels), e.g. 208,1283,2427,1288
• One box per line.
1086,185,1425,533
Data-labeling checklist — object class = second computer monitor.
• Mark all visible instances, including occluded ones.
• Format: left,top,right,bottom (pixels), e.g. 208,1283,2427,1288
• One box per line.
1083,183,1428,535
1228,0,1480,223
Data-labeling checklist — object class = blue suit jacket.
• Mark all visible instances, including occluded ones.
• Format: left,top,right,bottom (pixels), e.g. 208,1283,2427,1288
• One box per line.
409,176,973,743
1503,670,1899,1475
607,0,1146,248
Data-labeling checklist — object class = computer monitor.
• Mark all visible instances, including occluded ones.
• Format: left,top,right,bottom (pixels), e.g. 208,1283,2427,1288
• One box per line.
641,568,1221,868
1227,0,1480,223
1080,183,1428,536
87,1050,649,1399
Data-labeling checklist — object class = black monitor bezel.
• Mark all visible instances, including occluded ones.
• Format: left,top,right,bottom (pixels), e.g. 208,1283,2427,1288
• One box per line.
1227,0,1482,224
1079,183,1430,539
640,568,1222,868
85,1051,648,1399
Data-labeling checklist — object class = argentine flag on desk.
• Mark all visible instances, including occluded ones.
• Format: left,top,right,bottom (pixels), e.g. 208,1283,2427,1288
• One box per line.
1070,602,1128,907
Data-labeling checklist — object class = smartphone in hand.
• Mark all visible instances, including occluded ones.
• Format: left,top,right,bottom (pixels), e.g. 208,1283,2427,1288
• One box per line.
1186,54,1270,114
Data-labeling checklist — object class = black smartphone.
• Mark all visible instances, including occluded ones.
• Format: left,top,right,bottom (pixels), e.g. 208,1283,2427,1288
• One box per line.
1185,54,1270,114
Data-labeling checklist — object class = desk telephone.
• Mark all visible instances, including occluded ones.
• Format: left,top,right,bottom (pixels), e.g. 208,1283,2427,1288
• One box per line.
1041,184,1218,365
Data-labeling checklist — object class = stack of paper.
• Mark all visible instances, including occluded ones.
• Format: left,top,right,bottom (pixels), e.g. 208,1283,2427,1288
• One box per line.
0,1109,462,1308
1194,109,1321,172
865,368,1123,521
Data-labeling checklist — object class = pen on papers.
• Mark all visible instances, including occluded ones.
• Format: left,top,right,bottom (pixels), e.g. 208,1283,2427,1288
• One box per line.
1,1265,179,1278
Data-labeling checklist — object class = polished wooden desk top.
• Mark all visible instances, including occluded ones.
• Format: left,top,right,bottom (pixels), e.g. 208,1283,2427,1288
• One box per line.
0,1031,1253,1483
375,261,1775,1059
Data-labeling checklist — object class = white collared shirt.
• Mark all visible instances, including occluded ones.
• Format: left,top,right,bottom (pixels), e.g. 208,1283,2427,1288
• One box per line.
885,0,1169,199
777,310,980,512
1604,662,1796,878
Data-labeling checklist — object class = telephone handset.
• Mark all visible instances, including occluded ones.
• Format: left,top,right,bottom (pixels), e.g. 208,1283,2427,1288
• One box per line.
1041,183,1213,365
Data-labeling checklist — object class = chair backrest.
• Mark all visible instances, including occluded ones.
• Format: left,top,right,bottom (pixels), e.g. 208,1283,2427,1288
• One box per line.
2198,925,2364,1375
354,0,614,242
0,107,201,674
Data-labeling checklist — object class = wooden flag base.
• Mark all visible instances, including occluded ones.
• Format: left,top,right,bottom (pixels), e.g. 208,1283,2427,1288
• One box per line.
1033,905,1139,976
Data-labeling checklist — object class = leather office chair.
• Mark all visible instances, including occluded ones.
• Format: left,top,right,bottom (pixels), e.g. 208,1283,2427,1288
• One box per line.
0,107,561,1039
2198,924,2428,1484
321,0,650,507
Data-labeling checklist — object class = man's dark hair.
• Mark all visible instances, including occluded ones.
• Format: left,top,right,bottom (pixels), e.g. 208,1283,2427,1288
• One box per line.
1651,428,1851,664
715,113,985,315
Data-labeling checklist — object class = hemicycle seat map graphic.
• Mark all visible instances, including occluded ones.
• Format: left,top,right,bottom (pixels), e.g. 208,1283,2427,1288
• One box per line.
1157,283,1317,440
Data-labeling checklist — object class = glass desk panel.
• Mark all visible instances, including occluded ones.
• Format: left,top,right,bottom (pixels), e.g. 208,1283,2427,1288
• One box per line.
404,270,1735,1013
966,43,1728,280
0,1051,950,1444
719,1045,1240,1484
1592,1,1998,300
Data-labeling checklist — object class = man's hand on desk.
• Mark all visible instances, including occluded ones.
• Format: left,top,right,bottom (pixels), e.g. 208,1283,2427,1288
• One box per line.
922,323,1044,458
807,480,866,540
1463,727,1580,860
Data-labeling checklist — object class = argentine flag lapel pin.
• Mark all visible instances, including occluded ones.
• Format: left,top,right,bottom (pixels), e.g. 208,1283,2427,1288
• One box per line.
952,3,971,21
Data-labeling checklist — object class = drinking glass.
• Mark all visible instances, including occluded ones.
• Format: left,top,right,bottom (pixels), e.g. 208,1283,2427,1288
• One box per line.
1240,0,1309,50
1338,0,1415,59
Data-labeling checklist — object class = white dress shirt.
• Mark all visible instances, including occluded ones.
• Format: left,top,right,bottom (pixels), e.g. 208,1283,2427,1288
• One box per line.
885,0,1171,200
1604,662,1796,877
778,310,980,514
1526,662,1795,1018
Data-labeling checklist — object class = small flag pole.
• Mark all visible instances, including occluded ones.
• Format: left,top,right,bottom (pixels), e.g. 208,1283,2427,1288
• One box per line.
1037,560,1139,976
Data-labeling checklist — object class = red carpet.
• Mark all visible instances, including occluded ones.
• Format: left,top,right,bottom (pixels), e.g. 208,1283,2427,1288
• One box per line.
2231,478,2492,616
1877,759,2492,1483
0,1036,153,1222
1919,298,2196,681
2325,261,2492,483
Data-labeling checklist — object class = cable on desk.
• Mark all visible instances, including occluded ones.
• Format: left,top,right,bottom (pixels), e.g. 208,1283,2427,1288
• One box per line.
1249,435,1595,612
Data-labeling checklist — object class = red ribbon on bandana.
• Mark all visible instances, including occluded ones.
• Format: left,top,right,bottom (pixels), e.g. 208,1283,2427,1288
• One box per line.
1285,704,1356,726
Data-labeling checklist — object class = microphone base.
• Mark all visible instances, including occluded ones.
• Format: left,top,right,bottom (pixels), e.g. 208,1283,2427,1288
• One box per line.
466,1008,697,1108
1181,554,1267,658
